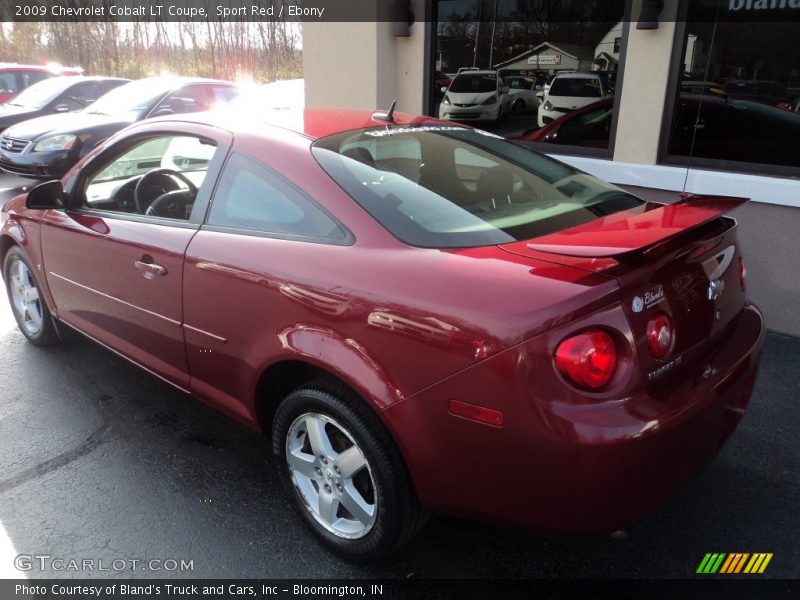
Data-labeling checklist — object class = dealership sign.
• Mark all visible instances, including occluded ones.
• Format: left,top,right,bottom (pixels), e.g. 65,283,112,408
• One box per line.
728,0,800,9
528,54,561,66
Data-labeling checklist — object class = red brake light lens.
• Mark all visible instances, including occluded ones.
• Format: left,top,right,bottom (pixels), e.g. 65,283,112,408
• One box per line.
646,314,673,359
739,256,746,291
554,330,618,390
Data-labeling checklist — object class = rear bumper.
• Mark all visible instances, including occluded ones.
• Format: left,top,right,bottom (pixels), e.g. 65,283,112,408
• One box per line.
383,303,765,532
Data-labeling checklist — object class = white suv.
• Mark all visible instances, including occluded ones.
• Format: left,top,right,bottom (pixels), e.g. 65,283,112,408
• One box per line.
537,72,609,127
439,70,511,124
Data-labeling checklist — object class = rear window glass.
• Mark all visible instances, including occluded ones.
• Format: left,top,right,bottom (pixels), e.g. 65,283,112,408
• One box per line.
312,126,642,248
549,77,603,98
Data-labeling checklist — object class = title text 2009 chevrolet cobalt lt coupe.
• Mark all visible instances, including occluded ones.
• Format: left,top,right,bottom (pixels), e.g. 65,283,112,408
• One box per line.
0,108,764,559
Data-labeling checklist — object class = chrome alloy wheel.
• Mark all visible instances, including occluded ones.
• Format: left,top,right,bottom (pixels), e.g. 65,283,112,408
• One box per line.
285,412,378,539
8,257,43,336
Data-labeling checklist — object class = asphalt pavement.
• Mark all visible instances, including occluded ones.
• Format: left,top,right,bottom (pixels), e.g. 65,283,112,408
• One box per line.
0,173,797,582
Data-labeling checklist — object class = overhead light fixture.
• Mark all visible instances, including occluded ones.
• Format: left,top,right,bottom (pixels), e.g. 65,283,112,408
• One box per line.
393,0,415,37
637,0,664,30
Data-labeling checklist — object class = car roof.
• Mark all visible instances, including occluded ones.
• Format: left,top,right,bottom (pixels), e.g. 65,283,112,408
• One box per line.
70,76,130,83
144,76,234,86
0,63,81,72
155,108,452,141
453,70,497,76
552,72,601,79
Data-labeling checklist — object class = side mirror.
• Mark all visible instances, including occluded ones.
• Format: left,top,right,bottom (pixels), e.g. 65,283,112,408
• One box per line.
440,86,448,94
53,104,71,113
500,86,509,94
25,180,64,210
152,108,174,118
535,85,543,91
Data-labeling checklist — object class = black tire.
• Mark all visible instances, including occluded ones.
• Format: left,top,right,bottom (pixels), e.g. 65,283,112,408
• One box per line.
272,379,426,560
512,99,526,115
3,246,59,346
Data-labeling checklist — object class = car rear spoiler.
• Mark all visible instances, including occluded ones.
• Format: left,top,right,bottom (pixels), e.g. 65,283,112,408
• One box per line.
523,195,748,259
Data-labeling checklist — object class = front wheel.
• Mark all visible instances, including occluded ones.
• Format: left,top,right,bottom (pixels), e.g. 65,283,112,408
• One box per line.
273,381,426,560
3,246,59,345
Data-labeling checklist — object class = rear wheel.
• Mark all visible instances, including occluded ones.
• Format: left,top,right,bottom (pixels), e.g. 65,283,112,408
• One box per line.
3,246,59,345
273,380,426,560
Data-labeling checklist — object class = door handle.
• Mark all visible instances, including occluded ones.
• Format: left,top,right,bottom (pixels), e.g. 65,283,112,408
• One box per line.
135,257,167,278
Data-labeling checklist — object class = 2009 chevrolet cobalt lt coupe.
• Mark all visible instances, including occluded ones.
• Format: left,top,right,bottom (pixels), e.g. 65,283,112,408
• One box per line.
0,108,764,560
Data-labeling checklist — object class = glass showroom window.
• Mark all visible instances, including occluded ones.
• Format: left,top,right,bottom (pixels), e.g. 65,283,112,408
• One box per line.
432,0,627,154
665,3,800,173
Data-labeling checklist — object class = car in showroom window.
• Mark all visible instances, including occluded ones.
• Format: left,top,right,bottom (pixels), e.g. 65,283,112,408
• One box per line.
664,10,800,174
538,72,609,127
1,109,765,561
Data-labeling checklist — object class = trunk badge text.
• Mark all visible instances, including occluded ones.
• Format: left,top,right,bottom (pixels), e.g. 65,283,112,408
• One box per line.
632,285,665,313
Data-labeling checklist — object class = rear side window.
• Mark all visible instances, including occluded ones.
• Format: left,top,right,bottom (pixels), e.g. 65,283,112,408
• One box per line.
208,152,347,241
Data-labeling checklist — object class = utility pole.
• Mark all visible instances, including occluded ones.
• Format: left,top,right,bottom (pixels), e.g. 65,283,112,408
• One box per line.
488,0,499,69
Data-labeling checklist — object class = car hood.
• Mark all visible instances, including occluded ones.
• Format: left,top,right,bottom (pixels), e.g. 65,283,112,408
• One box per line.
2,112,132,141
545,95,601,109
446,91,497,104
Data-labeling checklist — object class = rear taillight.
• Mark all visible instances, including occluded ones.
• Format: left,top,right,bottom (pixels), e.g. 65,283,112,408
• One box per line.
646,313,673,359
555,330,617,390
739,256,747,291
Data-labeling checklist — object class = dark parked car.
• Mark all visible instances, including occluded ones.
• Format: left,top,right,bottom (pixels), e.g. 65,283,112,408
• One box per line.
0,76,129,135
722,79,788,106
511,97,614,148
1,108,764,560
671,93,800,167
0,63,82,104
0,76,238,179
513,93,800,166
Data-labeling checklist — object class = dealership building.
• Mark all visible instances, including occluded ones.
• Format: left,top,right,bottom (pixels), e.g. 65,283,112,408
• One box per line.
304,0,800,336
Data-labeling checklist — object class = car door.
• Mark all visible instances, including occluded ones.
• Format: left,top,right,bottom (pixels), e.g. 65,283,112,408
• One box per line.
40,122,233,389
181,151,351,421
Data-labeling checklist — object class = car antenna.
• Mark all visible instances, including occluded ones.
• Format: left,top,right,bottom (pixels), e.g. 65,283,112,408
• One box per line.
682,8,720,199
372,100,397,123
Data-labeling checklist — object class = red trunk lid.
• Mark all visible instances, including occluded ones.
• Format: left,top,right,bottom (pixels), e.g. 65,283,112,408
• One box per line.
499,195,749,386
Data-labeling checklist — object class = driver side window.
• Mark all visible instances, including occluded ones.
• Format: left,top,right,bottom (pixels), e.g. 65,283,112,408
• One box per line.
83,135,217,220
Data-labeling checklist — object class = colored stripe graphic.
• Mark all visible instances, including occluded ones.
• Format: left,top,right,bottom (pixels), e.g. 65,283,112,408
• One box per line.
720,553,749,573
697,553,727,573
744,553,774,574
698,553,773,574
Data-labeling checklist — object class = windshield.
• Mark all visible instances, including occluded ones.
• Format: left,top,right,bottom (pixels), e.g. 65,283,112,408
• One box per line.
549,77,603,98
449,74,498,94
312,126,642,248
85,79,170,119
7,77,70,108
506,77,535,90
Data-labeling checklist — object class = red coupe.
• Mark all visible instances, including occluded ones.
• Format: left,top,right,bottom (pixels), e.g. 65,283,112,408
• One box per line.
0,108,764,560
